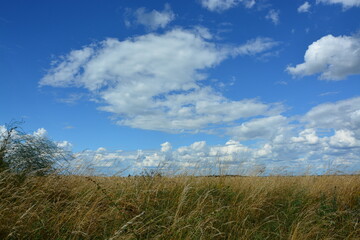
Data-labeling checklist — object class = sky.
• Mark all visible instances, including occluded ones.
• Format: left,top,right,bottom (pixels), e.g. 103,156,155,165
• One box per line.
1,0,360,175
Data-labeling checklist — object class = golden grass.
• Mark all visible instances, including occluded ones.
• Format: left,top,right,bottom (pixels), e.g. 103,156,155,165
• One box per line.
0,172,359,239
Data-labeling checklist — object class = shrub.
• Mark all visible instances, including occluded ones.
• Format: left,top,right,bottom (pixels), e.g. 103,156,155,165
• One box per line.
0,122,72,176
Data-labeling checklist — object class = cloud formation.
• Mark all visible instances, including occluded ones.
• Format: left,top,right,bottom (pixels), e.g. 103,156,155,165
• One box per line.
235,37,280,56
228,115,289,141
302,97,360,131
317,0,360,9
33,128,47,138
265,9,280,25
298,2,311,12
127,4,175,30
287,34,360,80
41,28,279,133
63,96,360,176
200,0,255,12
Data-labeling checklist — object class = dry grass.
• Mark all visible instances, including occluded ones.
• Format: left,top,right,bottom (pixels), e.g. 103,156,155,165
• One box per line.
0,172,359,239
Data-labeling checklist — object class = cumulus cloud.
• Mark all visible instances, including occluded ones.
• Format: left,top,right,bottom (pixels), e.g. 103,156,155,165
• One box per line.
96,147,107,152
64,95,360,175
298,2,311,12
287,34,360,80
199,0,255,12
265,9,280,25
71,140,255,176
291,128,319,144
317,0,360,9
71,128,360,176
329,129,360,148
40,28,279,133
161,142,172,152
228,115,289,141
33,128,74,151
63,96,360,176
302,97,360,131
33,128,47,138
57,141,73,151
0,125,6,136
21,97,358,176
291,97,360,166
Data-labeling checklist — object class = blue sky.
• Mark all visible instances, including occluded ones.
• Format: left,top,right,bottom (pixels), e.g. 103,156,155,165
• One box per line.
1,0,360,175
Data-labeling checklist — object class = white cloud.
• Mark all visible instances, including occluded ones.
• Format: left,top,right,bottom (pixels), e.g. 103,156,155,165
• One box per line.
33,128,47,138
57,141,73,151
317,0,360,9
71,117,360,176
22,98,358,176
265,9,280,25
0,125,8,141
199,0,255,12
235,37,280,56
129,4,175,30
161,142,172,152
291,128,319,144
1,126,47,140
298,2,311,12
201,0,238,12
329,129,360,148
33,128,74,151
275,80,288,85
41,28,279,133
193,26,213,40
287,34,360,80
302,97,360,131
255,143,272,157
229,115,289,141
319,91,339,97
243,0,256,8
96,147,107,152
41,48,94,88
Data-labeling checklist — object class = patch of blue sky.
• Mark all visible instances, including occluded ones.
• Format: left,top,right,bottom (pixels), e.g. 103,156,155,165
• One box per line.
1,0,360,175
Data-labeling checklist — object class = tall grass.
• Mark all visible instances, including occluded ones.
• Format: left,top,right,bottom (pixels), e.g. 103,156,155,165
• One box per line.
0,172,359,239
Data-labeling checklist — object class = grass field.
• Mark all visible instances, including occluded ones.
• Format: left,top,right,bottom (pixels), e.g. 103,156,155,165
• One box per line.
1,172,359,239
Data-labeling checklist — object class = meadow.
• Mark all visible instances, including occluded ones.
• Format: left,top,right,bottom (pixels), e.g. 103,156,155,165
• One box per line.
0,172,359,240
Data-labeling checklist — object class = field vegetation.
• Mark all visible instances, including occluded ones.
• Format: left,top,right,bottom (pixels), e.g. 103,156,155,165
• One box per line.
1,172,359,239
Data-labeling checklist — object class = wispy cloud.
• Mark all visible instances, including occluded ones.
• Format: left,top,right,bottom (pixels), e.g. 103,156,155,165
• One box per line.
199,0,256,12
317,0,360,9
125,4,175,30
298,2,311,13
274,81,288,85
265,9,280,25
57,93,84,104
319,91,339,96
235,37,280,56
